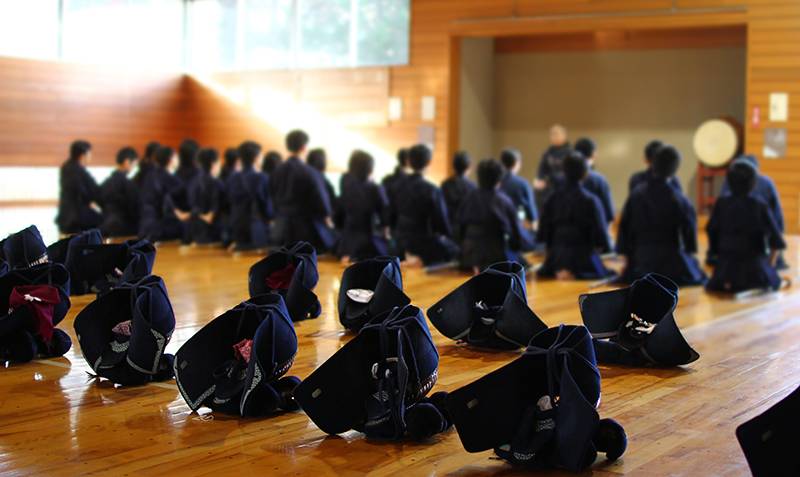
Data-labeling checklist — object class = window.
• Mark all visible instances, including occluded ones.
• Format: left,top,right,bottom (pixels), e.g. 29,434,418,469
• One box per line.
242,0,295,70
0,0,60,60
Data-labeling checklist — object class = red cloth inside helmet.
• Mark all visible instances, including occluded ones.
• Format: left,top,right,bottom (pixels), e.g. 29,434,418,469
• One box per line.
233,339,253,363
265,262,296,290
9,285,61,343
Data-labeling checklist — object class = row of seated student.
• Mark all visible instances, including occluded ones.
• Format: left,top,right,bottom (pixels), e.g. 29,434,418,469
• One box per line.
56,128,787,292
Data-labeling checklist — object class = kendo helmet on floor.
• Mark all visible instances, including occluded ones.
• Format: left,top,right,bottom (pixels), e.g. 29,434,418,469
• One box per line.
174,293,300,417
579,273,700,366
3,225,49,269
248,241,321,322
428,262,546,350
338,256,410,332
0,284,71,362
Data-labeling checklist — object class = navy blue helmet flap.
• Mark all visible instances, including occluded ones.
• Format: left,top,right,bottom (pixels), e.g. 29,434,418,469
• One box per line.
427,261,546,350
3,225,48,269
737,384,800,477
47,229,102,266
445,325,619,472
174,294,299,417
120,240,156,284
338,256,410,332
248,241,321,322
0,262,71,326
0,258,8,278
74,275,176,386
579,273,699,366
295,305,439,439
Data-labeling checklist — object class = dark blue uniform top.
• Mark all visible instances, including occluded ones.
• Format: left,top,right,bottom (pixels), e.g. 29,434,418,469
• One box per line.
441,175,477,225
629,168,682,194
536,144,572,187
189,172,225,218
500,173,538,222
174,166,199,212
582,170,614,223
382,167,408,229
56,159,102,233
100,170,139,236
720,174,784,232
269,156,331,219
138,167,183,240
339,179,388,233
393,173,452,239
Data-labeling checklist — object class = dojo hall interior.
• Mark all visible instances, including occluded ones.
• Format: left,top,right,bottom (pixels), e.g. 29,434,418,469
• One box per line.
1,1,800,476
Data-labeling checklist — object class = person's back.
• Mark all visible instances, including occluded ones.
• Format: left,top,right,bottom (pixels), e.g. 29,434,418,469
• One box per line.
629,140,682,194
187,148,224,244
228,141,272,249
337,150,389,261
537,151,612,280
382,148,410,230
441,151,476,230
173,139,200,213
617,145,706,286
574,138,614,224
100,147,139,237
707,161,785,293
499,149,538,224
57,140,102,234
138,146,185,242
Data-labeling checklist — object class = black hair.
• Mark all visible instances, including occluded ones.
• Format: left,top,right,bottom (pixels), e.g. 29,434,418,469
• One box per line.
397,148,410,167
178,138,200,170
223,147,238,168
197,148,219,173
652,145,681,179
69,140,92,161
738,154,759,170
144,141,160,160
477,159,505,190
408,144,432,172
453,151,471,176
238,140,262,168
350,150,375,182
727,159,757,196
286,130,309,154
307,148,327,172
155,146,174,169
116,147,138,165
499,148,520,170
564,150,589,184
262,151,282,174
644,140,664,164
574,137,596,159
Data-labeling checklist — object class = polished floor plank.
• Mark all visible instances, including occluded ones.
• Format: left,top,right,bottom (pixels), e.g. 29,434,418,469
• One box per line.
1,237,799,476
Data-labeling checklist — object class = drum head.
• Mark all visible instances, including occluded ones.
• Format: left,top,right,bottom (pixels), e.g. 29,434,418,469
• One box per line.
693,119,740,167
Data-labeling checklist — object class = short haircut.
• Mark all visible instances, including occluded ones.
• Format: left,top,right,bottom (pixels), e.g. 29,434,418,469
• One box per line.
644,140,663,163
262,151,282,174
652,145,681,179
178,138,200,169
574,137,596,159
307,148,327,172
238,140,263,167
197,148,219,173
155,146,174,169
144,141,160,160
499,148,521,170
477,159,505,189
564,150,589,183
408,144,432,171
223,147,239,168
738,154,760,170
350,150,375,182
453,151,471,175
116,146,138,165
397,148,410,167
69,140,92,161
286,129,309,154
727,159,757,196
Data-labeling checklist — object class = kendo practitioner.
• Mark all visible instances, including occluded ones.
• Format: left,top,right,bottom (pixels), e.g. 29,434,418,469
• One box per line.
336,150,389,262
537,151,614,280
629,140,682,193
220,147,240,182
533,124,572,206
262,150,283,175
307,148,338,223
228,141,273,250
56,140,103,234
99,147,139,237
188,148,225,245
574,137,615,225
172,138,200,218
133,141,160,188
457,159,534,273
219,147,240,246
138,146,189,242
269,130,336,252
382,148,410,231
393,144,458,266
719,154,787,270
616,145,706,286
500,148,538,228
441,151,477,236
706,160,786,294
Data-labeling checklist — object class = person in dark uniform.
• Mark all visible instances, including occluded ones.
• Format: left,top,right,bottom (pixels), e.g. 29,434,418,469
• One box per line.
534,124,572,206
188,148,225,245
393,144,458,266
336,150,389,262
133,141,159,188
500,148,538,229
616,145,706,286
262,150,283,175
269,130,336,252
99,146,139,237
628,140,682,193
218,147,239,246
138,146,188,242
382,148,410,231
457,159,533,274
220,147,239,182
537,151,613,280
441,151,477,236
574,137,614,225
56,140,102,234
707,160,787,293
307,148,338,228
227,141,272,250
173,139,200,218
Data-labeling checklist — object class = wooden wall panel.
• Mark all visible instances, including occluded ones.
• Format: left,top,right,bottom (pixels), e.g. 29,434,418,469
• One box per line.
514,0,673,16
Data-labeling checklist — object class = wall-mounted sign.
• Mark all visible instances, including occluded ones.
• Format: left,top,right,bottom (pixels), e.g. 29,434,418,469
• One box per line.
388,97,403,121
421,96,436,121
769,92,789,122
763,128,787,159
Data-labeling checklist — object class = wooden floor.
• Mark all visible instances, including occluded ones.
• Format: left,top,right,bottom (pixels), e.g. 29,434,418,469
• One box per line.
2,237,800,476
